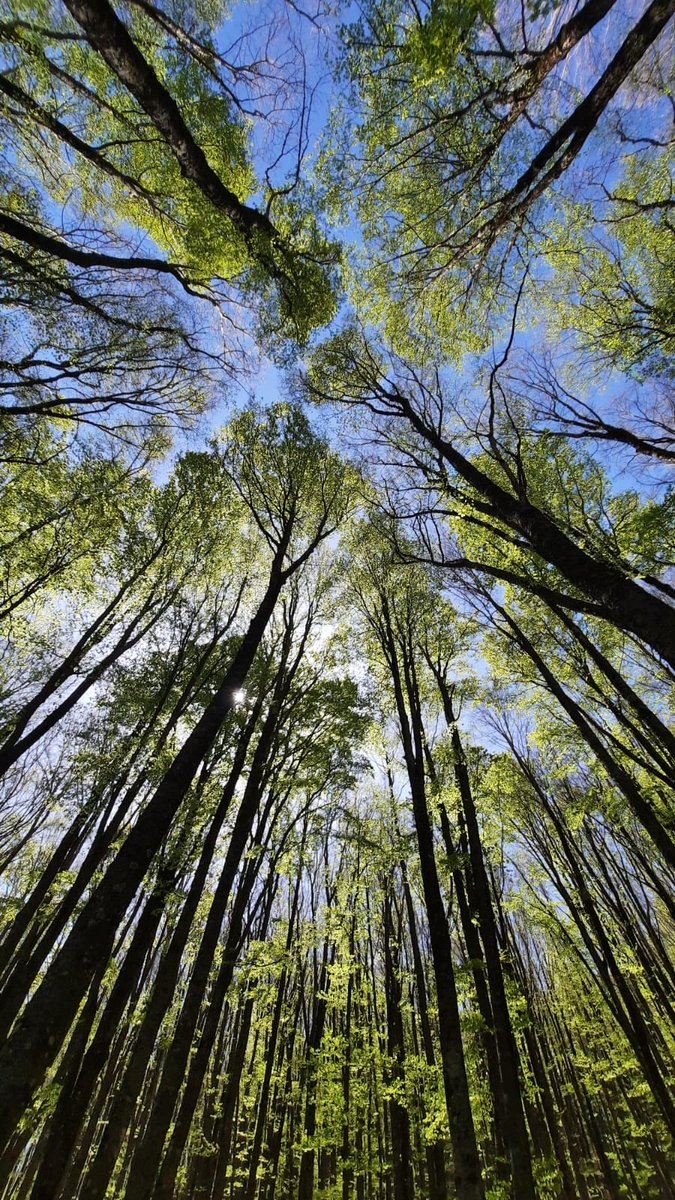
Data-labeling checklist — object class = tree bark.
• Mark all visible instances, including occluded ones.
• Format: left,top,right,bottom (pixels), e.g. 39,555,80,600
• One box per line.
0,557,286,1150
61,0,278,246
392,387,675,667
379,600,485,1200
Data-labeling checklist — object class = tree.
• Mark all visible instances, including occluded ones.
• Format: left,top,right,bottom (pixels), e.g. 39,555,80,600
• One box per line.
0,403,353,1148
1,1,673,1198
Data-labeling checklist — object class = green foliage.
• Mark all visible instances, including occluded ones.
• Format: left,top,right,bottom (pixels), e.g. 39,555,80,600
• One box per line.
405,0,496,79
0,4,673,1200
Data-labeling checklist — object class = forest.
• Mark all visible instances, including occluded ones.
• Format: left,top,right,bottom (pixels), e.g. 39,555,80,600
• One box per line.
0,0,673,1197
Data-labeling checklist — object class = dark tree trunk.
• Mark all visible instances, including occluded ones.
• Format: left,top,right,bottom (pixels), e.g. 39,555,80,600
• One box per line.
378,599,484,1200
382,880,415,1200
493,598,675,866
399,865,448,1200
26,871,173,1200
123,645,300,1199
0,560,286,1149
394,391,675,667
432,672,535,1200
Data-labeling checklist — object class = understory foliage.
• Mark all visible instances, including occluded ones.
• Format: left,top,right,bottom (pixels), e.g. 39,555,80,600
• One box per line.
0,1,673,1199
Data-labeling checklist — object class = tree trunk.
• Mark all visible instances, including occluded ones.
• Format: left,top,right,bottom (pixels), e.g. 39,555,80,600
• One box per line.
0,560,285,1149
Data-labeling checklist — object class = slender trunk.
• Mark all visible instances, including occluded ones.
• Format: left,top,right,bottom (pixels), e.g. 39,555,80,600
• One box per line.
383,879,415,1200
400,868,448,1200
124,672,295,1199
0,615,226,1013
379,603,484,1200
75,695,261,1200
0,545,167,773
439,693,535,1199
0,559,286,1150
151,855,278,1200
244,865,303,1200
0,774,142,1042
494,598,675,866
397,393,675,665
26,870,174,1200
297,935,335,1200
0,586,174,776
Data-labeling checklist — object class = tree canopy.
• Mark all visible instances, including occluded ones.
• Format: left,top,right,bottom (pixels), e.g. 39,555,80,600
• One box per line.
0,1,673,1198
